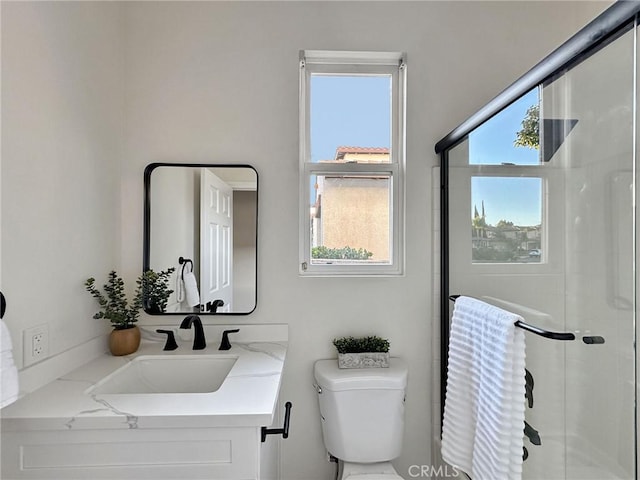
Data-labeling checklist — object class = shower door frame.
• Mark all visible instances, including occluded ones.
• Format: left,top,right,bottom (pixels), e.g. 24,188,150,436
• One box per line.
435,0,640,462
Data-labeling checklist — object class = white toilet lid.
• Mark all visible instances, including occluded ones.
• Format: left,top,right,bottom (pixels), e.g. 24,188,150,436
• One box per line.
345,474,403,480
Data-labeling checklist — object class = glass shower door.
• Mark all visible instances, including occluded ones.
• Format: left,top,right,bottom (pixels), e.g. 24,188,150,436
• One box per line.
542,24,636,480
444,21,636,480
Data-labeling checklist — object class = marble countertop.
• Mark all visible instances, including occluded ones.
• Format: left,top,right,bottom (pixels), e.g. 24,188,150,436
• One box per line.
1,325,287,431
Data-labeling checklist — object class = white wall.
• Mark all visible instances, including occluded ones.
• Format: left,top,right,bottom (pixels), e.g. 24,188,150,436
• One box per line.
149,166,197,312
234,190,257,312
1,2,123,378
1,1,611,479
119,3,608,478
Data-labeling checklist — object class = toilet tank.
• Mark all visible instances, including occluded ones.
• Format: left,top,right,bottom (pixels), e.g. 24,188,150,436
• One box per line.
314,358,408,463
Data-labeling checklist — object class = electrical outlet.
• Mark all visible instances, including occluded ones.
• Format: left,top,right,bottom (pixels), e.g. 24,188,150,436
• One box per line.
23,324,49,366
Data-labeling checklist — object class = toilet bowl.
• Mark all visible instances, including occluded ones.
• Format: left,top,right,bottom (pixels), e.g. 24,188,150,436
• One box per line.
339,460,403,480
343,474,403,480
313,358,408,480
344,475,402,480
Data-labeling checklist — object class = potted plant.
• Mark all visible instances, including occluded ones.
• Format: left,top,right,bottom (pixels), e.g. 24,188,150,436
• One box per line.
139,267,175,314
332,335,390,369
85,268,176,354
85,271,144,356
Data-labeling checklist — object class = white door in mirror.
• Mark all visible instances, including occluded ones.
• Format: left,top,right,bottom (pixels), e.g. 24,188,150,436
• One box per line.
200,169,233,312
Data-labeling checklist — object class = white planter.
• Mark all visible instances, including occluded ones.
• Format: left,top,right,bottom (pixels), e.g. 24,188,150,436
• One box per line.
338,352,390,369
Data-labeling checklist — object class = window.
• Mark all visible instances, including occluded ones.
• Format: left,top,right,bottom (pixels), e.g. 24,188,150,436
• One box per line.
299,50,406,275
465,88,546,264
471,176,543,263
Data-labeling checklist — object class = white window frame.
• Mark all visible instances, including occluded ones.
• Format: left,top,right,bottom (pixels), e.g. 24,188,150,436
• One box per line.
468,169,549,268
298,50,406,276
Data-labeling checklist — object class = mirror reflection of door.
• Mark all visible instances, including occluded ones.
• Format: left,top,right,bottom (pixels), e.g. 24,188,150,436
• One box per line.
201,169,233,313
144,164,257,315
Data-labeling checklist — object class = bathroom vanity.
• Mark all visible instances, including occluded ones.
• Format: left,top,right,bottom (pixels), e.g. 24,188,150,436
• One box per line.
0,324,287,479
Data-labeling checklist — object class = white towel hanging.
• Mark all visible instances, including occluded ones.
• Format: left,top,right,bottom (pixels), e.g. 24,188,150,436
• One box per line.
441,296,527,480
0,315,19,408
176,275,185,303
183,271,200,307
177,259,200,308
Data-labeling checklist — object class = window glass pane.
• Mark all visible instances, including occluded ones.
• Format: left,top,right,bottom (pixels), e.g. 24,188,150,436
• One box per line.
471,177,542,263
310,174,391,265
310,75,391,163
469,88,541,165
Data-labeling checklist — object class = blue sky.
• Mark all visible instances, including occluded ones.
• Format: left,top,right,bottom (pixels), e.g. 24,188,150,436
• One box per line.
310,75,391,161
469,89,540,166
309,75,541,227
469,88,542,226
472,177,541,226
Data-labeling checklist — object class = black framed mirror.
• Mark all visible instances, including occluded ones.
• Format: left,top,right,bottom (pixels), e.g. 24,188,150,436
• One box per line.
143,163,258,315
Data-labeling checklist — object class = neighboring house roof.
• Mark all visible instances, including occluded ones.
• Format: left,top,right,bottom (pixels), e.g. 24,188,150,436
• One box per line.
334,146,389,161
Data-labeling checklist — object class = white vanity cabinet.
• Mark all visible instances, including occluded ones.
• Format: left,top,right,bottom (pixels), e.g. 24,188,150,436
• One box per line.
2,425,281,479
1,326,287,480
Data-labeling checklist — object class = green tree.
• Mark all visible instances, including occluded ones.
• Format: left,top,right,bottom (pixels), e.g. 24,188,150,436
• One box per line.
514,104,540,149
496,219,514,228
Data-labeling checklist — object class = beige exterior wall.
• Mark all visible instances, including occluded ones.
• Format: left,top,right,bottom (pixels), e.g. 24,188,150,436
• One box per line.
321,176,390,261
339,152,390,163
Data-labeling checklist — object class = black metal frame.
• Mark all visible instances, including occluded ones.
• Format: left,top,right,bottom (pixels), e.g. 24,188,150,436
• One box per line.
435,1,640,155
143,162,259,316
436,1,640,424
449,295,576,341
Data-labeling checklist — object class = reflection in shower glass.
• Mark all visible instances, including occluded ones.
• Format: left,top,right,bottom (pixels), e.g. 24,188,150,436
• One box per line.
444,21,636,480
469,88,541,166
471,177,542,263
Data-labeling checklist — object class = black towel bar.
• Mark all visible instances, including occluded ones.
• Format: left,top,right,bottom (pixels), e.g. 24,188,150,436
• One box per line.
178,256,194,280
449,295,575,341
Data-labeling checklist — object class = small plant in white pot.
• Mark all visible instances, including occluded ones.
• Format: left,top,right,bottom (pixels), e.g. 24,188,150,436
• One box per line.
333,335,390,369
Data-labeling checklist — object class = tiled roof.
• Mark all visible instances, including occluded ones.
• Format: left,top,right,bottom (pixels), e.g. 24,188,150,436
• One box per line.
334,146,390,161
335,146,390,155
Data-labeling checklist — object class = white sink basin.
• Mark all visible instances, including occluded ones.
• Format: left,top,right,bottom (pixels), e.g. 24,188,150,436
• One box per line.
87,355,238,395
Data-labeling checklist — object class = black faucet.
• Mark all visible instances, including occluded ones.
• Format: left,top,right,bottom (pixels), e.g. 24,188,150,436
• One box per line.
180,315,206,350
219,329,240,351
156,329,178,351
206,299,225,313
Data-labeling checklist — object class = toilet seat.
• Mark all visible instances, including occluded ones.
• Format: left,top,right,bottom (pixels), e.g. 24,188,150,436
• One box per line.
344,474,403,480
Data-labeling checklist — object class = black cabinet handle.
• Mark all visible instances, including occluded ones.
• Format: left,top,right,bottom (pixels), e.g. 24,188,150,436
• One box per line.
261,402,292,442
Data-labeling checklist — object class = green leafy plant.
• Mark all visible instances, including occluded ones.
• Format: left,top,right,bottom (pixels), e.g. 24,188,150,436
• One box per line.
85,271,143,329
333,335,390,354
139,268,175,314
514,104,540,149
312,246,373,260
85,268,175,328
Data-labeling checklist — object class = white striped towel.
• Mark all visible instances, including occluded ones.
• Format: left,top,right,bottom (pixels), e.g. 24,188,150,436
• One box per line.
441,296,527,480
1,319,19,408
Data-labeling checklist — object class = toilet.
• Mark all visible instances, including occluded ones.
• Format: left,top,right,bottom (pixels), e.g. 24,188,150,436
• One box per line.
313,358,408,480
